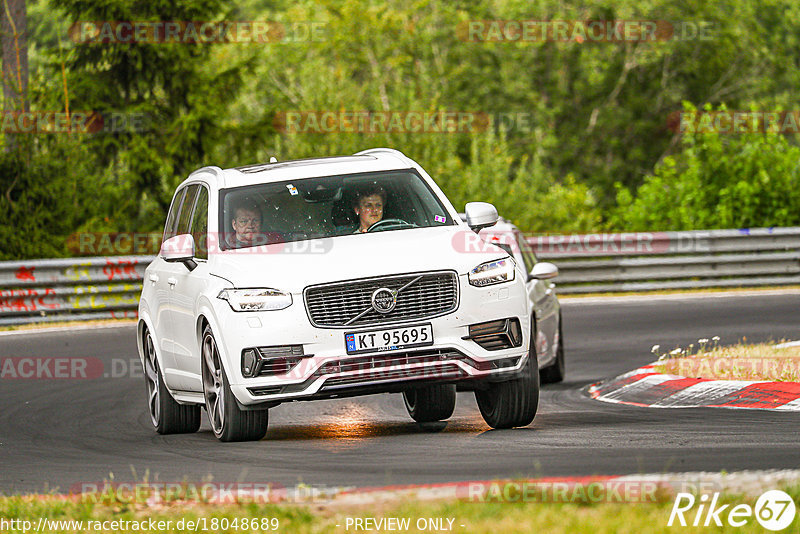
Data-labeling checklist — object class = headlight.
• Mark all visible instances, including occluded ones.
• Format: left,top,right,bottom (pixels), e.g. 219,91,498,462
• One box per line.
217,289,292,312
468,258,515,287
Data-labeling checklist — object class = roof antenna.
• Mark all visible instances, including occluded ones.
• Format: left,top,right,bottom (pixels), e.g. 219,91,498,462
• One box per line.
269,156,278,163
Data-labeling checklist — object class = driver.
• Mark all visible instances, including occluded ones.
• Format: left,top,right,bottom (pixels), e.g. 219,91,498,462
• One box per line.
352,185,386,233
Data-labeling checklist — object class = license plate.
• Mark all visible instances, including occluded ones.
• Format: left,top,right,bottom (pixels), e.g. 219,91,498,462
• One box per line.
345,324,434,354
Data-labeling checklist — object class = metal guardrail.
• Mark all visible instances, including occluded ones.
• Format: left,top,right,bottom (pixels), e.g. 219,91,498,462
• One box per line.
532,227,800,294
1,227,799,325
0,256,150,326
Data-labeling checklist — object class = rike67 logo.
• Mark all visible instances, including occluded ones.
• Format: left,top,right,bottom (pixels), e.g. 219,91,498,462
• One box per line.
668,490,796,530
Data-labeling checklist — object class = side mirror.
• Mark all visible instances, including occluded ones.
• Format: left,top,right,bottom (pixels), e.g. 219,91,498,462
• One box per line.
464,202,499,232
160,234,197,271
530,262,558,280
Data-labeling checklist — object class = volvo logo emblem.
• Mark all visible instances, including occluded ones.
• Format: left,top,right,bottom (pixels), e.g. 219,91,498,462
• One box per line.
371,288,397,314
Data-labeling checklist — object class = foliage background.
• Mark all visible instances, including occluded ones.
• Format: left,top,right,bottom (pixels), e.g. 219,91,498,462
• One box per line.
2,0,799,259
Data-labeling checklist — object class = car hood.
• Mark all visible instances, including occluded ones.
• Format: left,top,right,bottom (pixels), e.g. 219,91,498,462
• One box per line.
209,225,509,292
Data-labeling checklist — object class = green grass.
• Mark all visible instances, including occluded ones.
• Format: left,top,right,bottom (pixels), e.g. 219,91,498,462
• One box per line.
0,318,136,332
2,484,798,533
655,341,800,381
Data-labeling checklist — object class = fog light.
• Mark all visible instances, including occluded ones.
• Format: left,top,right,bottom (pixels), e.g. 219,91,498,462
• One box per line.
508,319,522,346
242,349,258,377
464,318,523,351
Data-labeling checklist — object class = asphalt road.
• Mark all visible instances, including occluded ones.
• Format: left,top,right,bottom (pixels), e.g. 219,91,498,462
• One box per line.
1,292,799,494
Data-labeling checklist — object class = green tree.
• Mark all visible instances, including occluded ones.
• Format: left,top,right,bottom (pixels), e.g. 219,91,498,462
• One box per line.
611,104,800,231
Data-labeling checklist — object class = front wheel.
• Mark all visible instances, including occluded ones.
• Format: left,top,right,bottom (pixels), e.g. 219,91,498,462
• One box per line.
540,313,565,384
403,384,456,423
475,323,540,429
142,327,200,434
202,326,268,442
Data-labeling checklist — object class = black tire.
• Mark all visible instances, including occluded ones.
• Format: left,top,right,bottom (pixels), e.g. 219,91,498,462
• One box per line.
540,313,565,384
142,326,201,435
202,325,268,442
475,322,540,429
403,384,456,423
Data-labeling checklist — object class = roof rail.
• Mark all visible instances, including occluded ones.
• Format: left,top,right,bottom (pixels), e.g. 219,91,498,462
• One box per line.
188,165,223,178
354,148,408,159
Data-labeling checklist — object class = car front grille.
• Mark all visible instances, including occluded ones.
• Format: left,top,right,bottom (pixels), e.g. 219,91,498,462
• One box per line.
304,271,459,328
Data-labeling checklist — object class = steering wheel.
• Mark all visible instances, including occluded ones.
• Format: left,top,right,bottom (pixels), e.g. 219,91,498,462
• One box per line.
366,218,413,232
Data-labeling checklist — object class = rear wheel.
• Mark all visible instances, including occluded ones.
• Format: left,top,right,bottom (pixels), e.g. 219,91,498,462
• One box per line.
143,327,200,434
475,322,540,429
202,325,268,442
540,313,565,384
403,384,456,423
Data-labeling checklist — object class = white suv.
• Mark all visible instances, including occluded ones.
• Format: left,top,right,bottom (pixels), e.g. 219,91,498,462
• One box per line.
137,148,561,441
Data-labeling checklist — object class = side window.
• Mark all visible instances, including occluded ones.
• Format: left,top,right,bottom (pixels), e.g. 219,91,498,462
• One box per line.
191,186,209,260
516,232,538,272
176,184,200,236
163,188,186,243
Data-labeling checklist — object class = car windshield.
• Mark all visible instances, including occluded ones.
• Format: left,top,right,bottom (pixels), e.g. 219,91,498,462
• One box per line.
219,169,456,249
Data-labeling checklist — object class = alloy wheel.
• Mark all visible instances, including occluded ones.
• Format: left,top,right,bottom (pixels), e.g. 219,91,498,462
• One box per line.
144,332,160,427
202,332,225,435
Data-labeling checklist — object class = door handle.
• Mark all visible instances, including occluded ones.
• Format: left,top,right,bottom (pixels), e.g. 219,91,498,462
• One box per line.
148,273,159,283
167,277,177,288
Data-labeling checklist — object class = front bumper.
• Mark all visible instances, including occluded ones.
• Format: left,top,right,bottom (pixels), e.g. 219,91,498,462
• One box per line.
214,274,530,406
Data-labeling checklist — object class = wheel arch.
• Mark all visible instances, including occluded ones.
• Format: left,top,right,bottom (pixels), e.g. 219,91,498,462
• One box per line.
529,313,543,369
196,314,210,352
195,303,237,384
137,310,160,369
